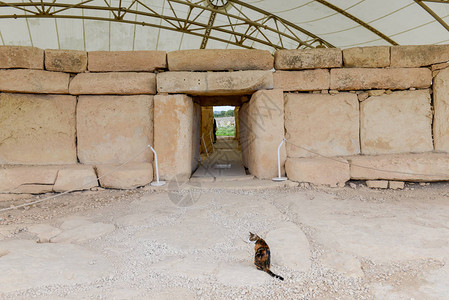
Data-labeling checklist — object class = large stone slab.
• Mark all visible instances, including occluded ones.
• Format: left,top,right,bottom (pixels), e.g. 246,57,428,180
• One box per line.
266,223,311,272
76,95,153,164
167,49,273,71
153,94,194,180
0,165,59,193
0,240,113,293
157,71,273,95
284,93,360,158
273,69,329,91
0,46,44,69
343,46,390,68
88,50,166,72
274,48,342,70
53,165,98,192
45,49,87,73
0,69,69,93
69,72,156,95
360,90,433,155
0,93,77,164
391,45,449,67
200,107,214,155
285,157,350,187
433,67,449,152
96,163,153,189
349,153,449,181
50,222,115,243
245,89,286,179
330,68,432,90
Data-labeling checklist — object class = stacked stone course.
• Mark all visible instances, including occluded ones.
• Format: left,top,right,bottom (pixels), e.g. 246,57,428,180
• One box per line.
2,45,449,193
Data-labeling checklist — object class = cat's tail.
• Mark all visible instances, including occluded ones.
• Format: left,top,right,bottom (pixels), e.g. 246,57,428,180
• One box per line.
266,269,284,281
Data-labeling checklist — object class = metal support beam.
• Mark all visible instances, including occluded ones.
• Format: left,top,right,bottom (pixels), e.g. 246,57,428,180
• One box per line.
415,0,449,32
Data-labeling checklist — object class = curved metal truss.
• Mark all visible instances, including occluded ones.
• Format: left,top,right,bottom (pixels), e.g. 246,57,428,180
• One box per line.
0,0,335,50
0,0,448,50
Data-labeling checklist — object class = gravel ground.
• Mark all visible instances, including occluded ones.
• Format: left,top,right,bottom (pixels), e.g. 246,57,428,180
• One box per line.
1,181,449,299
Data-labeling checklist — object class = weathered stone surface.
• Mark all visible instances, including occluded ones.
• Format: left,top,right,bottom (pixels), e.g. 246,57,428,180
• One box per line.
157,71,273,95
77,95,153,164
192,103,201,172
45,49,87,73
366,180,388,189
284,93,360,158
244,89,285,179
349,153,449,181
53,165,98,192
154,94,194,180
69,72,156,95
391,45,449,67
285,157,350,187
0,165,59,193
320,251,363,278
330,68,431,90
274,48,342,70
343,46,390,68
433,68,449,152
389,181,405,190
167,49,273,71
360,90,433,155
200,107,214,155
0,69,69,93
0,46,44,69
266,223,311,272
50,222,115,243
28,224,62,243
273,69,329,91
88,50,166,72
0,93,77,164
96,163,153,189
0,240,113,293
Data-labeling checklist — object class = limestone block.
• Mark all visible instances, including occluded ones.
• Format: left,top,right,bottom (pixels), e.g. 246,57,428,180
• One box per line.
53,165,98,192
343,46,390,68
88,50,167,72
239,102,250,168
96,163,153,189
389,181,405,190
284,93,360,158
0,46,44,69
192,103,201,172
273,69,329,91
285,157,350,187
154,94,194,181
0,69,69,94
200,107,214,154
360,90,433,155
76,95,153,164
391,45,449,67
69,72,156,95
0,93,77,164
366,180,388,189
0,165,60,193
330,68,432,90
274,48,342,70
157,71,273,95
349,153,449,181
167,49,273,71
433,68,449,152
45,49,87,73
246,89,285,179
266,223,311,272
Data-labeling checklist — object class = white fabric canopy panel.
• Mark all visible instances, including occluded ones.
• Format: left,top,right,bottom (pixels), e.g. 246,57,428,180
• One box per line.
0,0,449,51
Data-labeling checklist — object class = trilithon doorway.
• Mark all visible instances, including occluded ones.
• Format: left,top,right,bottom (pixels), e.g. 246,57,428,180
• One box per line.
191,95,251,181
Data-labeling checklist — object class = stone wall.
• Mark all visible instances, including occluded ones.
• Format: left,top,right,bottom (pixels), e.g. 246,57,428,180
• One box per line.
2,45,449,192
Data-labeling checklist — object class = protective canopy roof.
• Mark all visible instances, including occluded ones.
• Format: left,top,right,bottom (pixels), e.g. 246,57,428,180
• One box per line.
0,0,449,51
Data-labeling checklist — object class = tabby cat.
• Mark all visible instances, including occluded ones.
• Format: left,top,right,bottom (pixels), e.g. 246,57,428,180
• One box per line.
249,232,284,281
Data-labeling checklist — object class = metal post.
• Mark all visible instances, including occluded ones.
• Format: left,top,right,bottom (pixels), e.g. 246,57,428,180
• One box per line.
272,138,288,182
149,145,166,186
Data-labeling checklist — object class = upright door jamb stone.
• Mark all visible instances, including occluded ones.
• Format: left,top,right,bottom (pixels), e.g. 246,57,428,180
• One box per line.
154,94,195,181
246,89,286,179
